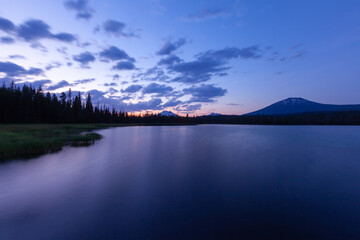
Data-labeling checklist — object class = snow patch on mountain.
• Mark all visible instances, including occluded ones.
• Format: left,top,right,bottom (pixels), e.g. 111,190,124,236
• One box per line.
277,97,309,105
158,111,178,117
208,113,222,116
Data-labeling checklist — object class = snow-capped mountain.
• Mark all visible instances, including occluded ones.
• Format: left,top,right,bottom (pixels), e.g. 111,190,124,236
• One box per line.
158,111,178,117
246,97,360,115
208,113,222,116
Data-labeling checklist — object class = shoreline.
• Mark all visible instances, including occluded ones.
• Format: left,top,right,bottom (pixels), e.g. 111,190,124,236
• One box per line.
0,123,197,162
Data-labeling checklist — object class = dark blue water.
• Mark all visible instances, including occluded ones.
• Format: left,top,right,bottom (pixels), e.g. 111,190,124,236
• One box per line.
0,125,360,239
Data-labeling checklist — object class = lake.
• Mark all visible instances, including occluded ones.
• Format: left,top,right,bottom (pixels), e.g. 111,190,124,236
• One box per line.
0,125,360,239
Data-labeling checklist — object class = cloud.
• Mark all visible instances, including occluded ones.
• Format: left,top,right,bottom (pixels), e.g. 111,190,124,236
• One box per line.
64,0,94,20
158,55,181,66
27,68,44,75
73,51,96,65
148,0,167,15
198,46,261,60
53,33,77,42
77,41,91,48
142,83,173,95
0,18,78,44
139,45,262,85
17,19,52,41
8,55,26,60
0,17,76,45
0,17,16,32
175,103,202,112
164,46,261,83
57,47,68,55
170,60,222,83
108,87,118,94
0,36,15,44
0,62,25,77
183,84,227,103
74,78,95,84
46,78,95,91
162,99,182,108
157,38,186,55
17,19,76,43
104,82,118,87
112,61,136,70
135,66,170,82
121,84,142,93
47,80,71,90
100,19,138,38
30,42,48,52
88,89,105,97
45,62,63,71
289,51,305,60
79,85,182,112
0,61,43,77
99,46,135,62
112,74,120,81
182,8,228,22
123,98,163,112
84,89,164,112
18,79,52,89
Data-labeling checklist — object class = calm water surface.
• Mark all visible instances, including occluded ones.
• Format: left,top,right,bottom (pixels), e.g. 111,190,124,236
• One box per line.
0,125,360,239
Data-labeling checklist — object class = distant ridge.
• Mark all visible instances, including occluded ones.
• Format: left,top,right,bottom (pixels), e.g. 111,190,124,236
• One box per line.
158,111,178,117
246,97,360,115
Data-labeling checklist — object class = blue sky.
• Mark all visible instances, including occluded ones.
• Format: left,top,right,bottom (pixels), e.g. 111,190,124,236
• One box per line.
0,0,359,115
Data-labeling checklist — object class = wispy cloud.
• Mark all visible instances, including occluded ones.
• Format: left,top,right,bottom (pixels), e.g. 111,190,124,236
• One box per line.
96,20,139,38
8,55,26,60
181,8,228,22
156,38,186,55
72,52,96,66
0,36,15,44
47,80,71,91
46,78,95,91
63,0,94,20
45,62,63,71
121,84,143,93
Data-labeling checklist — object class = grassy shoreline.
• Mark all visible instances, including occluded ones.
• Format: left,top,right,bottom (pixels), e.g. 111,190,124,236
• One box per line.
0,123,197,162
0,124,124,161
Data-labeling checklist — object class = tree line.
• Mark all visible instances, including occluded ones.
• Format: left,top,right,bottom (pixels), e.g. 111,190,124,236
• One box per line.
0,82,194,124
1,82,359,125
0,82,117,123
196,112,360,125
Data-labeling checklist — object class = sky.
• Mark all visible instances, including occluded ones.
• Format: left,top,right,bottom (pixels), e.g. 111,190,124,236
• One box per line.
0,0,359,115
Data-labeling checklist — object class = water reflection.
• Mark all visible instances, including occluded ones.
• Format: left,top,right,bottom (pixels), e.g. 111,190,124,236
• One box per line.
0,125,360,239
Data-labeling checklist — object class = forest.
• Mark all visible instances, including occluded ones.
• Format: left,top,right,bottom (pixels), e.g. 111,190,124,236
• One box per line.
1,82,359,125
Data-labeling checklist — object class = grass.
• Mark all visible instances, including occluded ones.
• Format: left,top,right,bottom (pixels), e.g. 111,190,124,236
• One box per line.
0,124,123,161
